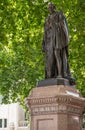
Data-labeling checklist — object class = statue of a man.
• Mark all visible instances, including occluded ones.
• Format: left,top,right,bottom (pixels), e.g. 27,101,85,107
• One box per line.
42,2,71,79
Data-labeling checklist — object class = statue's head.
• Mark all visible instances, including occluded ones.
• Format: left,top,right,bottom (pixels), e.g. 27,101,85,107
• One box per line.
48,2,56,13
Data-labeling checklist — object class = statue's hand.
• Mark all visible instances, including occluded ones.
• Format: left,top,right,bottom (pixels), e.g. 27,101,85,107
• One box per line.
42,40,45,52
42,48,45,52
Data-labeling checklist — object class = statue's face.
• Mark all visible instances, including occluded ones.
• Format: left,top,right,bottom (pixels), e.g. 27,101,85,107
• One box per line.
48,4,54,12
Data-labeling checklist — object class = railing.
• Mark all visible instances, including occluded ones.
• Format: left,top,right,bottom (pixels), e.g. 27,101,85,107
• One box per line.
18,121,28,127
18,128,29,130
0,128,7,130
18,121,30,130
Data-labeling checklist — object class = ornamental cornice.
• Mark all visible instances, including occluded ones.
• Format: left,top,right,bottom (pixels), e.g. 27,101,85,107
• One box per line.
26,95,85,108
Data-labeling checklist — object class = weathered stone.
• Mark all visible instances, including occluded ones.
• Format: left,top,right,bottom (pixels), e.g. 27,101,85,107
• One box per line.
25,85,85,130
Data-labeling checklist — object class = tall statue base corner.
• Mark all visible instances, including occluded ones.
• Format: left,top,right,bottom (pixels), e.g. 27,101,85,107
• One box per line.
25,85,85,130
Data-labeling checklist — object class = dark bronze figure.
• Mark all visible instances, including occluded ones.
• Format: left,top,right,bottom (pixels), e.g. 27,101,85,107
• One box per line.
42,2,74,84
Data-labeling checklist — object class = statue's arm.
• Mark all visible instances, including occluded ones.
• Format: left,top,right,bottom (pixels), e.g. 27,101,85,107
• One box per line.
63,13,69,42
59,11,69,42
42,37,45,52
42,16,49,52
42,23,46,52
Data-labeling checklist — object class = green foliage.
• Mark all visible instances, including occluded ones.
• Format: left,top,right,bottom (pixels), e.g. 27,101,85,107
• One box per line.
0,0,85,104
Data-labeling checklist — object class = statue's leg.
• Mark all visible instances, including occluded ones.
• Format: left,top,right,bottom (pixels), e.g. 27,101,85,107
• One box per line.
65,47,71,77
67,61,71,77
45,51,54,78
62,48,68,78
54,49,62,77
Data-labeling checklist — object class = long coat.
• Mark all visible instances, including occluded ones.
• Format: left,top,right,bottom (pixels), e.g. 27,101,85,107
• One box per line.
42,11,69,78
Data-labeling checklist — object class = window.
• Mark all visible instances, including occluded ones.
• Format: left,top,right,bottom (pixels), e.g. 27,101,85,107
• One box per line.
0,119,7,128
4,119,7,128
0,119,2,128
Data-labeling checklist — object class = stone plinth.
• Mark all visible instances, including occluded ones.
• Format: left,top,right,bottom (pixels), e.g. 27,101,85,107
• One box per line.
25,85,85,130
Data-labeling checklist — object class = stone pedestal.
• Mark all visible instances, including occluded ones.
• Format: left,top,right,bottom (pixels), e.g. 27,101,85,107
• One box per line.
25,85,85,130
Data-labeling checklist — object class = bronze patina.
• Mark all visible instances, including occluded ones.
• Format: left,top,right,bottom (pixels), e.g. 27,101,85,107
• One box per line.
42,2,75,85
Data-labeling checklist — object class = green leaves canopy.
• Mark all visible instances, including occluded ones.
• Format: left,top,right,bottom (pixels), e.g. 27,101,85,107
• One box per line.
0,0,85,104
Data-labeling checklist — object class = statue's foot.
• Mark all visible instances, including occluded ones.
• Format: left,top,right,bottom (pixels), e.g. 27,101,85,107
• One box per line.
57,75,62,78
69,77,76,85
63,75,76,86
63,73,68,79
63,76,68,79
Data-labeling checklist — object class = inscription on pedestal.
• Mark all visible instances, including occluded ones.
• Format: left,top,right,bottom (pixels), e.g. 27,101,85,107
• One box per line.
66,91,79,97
31,104,81,116
31,105,66,115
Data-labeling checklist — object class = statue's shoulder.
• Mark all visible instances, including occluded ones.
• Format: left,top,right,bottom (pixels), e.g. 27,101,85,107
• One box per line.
45,14,50,21
58,10,66,20
58,10,64,16
44,15,50,27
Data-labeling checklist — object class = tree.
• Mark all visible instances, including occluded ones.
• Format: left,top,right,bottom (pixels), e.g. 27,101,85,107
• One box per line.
0,0,85,105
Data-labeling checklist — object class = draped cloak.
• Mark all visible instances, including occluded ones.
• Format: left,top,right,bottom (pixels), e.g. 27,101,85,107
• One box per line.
42,11,69,78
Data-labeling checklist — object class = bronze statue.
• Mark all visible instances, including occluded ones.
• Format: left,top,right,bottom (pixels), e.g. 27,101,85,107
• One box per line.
42,2,72,81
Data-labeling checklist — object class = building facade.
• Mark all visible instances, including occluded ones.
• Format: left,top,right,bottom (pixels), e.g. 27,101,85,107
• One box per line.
0,97,29,130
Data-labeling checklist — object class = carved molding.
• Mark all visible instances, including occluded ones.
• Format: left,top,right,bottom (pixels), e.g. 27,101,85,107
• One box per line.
30,105,82,116
25,87,85,117
26,95,85,108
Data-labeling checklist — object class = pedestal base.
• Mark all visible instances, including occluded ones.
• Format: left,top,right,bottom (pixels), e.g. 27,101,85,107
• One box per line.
25,85,85,130
37,78,75,87
37,78,70,87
